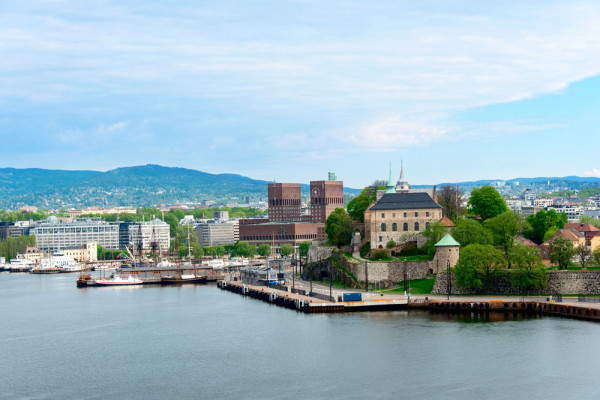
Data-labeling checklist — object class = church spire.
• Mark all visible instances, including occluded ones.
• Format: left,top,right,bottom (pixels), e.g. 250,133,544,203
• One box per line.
386,162,395,193
396,158,409,192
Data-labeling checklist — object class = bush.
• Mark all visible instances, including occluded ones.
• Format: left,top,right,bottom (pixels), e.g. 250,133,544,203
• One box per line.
371,249,389,260
360,242,371,258
386,240,396,249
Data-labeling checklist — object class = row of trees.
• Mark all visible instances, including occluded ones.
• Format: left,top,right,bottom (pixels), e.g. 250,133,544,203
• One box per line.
467,186,568,245
231,241,311,259
0,235,36,261
454,243,548,293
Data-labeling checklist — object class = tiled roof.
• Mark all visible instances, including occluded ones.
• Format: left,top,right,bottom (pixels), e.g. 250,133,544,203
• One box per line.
544,228,583,245
439,216,455,227
564,223,599,232
516,236,538,247
369,192,441,211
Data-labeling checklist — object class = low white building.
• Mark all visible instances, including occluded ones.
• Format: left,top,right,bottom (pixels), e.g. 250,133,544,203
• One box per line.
194,220,239,247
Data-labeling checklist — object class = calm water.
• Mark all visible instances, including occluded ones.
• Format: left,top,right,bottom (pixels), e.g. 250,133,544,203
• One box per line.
2,272,600,400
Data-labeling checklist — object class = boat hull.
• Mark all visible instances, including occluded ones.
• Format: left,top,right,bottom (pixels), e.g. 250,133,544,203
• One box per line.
161,276,207,285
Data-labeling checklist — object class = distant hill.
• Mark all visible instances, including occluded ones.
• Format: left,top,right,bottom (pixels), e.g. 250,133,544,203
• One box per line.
413,176,600,191
0,164,360,209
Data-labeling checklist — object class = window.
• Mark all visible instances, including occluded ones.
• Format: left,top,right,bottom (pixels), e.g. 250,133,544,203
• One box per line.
414,222,420,231
381,223,386,232
379,236,382,242
403,223,408,231
381,213,385,218
426,212,429,217
392,213,396,218
415,212,418,217
403,212,407,217
392,223,397,232
425,222,429,229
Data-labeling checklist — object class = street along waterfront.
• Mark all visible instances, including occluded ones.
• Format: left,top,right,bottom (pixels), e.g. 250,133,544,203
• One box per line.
2,272,600,400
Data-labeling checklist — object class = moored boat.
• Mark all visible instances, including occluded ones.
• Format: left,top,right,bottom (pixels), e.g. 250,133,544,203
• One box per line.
161,274,207,285
95,274,143,286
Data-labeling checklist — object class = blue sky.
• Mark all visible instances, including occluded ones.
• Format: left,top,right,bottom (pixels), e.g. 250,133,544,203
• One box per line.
1,0,599,188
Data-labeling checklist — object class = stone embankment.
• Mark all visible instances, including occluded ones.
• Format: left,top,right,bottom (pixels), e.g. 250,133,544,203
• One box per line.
432,271,600,296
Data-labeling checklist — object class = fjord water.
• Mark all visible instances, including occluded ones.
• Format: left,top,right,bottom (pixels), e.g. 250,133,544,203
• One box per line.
2,273,600,400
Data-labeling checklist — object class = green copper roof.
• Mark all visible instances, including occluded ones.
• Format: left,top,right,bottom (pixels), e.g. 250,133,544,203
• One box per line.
434,233,460,247
386,163,396,193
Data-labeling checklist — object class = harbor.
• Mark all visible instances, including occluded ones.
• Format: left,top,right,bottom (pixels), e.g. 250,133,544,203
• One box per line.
217,278,600,321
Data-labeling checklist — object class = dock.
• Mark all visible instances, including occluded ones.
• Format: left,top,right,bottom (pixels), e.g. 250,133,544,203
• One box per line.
217,280,408,313
218,279,600,322
424,299,600,322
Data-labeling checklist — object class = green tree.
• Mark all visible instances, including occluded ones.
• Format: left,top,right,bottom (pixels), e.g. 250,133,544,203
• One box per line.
422,221,447,255
468,186,508,221
437,185,466,221
542,226,559,242
451,219,493,247
258,244,271,257
213,245,225,258
549,237,575,270
525,209,567,243
279,243,294,257
576,245,592,268
325,208,352,246
370,249,388,260
346,186,376,222
483,211,529,264
454,244,507,291
579,215,600,229
299,241,311,258
593,247,600,266
232,241,256,258
386,240,396,249
509,244,547,293
0,235,36,261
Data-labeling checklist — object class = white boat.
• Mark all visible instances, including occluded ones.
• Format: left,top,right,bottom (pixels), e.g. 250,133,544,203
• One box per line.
41,251,82,273
7,256,37,272
95,274,143,286
94,263,118,271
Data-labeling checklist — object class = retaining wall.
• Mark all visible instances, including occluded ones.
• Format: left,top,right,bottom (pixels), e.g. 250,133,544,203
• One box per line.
432,271,600,295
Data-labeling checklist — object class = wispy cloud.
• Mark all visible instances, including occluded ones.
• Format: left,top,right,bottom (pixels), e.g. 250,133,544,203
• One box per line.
1,1,599,184
583,169,600,178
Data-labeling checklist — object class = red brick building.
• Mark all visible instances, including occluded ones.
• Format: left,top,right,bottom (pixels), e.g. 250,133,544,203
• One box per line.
268,183,302,222
310,180,344,223
239,176,343,249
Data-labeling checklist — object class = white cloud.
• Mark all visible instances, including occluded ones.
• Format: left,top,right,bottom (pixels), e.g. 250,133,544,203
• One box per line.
583,169,600,178
339,118,450,151
1,0,600,171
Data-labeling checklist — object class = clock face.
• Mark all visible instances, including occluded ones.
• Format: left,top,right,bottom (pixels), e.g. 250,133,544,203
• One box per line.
312,188,320,196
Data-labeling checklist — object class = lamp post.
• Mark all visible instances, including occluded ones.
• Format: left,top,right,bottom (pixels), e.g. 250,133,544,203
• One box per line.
447,259,451,300
292,255,295,291
329,260,333,301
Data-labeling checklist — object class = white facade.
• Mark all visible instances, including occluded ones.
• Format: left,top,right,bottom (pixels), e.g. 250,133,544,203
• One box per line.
34,218,120,251
195,220,239,247
128,219,170,251
547,205,582,222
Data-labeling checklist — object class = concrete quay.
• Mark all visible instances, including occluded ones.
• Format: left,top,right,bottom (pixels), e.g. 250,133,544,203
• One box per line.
219,279,600,322
421,298,600,323
218,280,408,313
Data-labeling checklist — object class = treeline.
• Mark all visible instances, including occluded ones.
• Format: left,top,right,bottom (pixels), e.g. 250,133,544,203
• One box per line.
0,236,36,262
